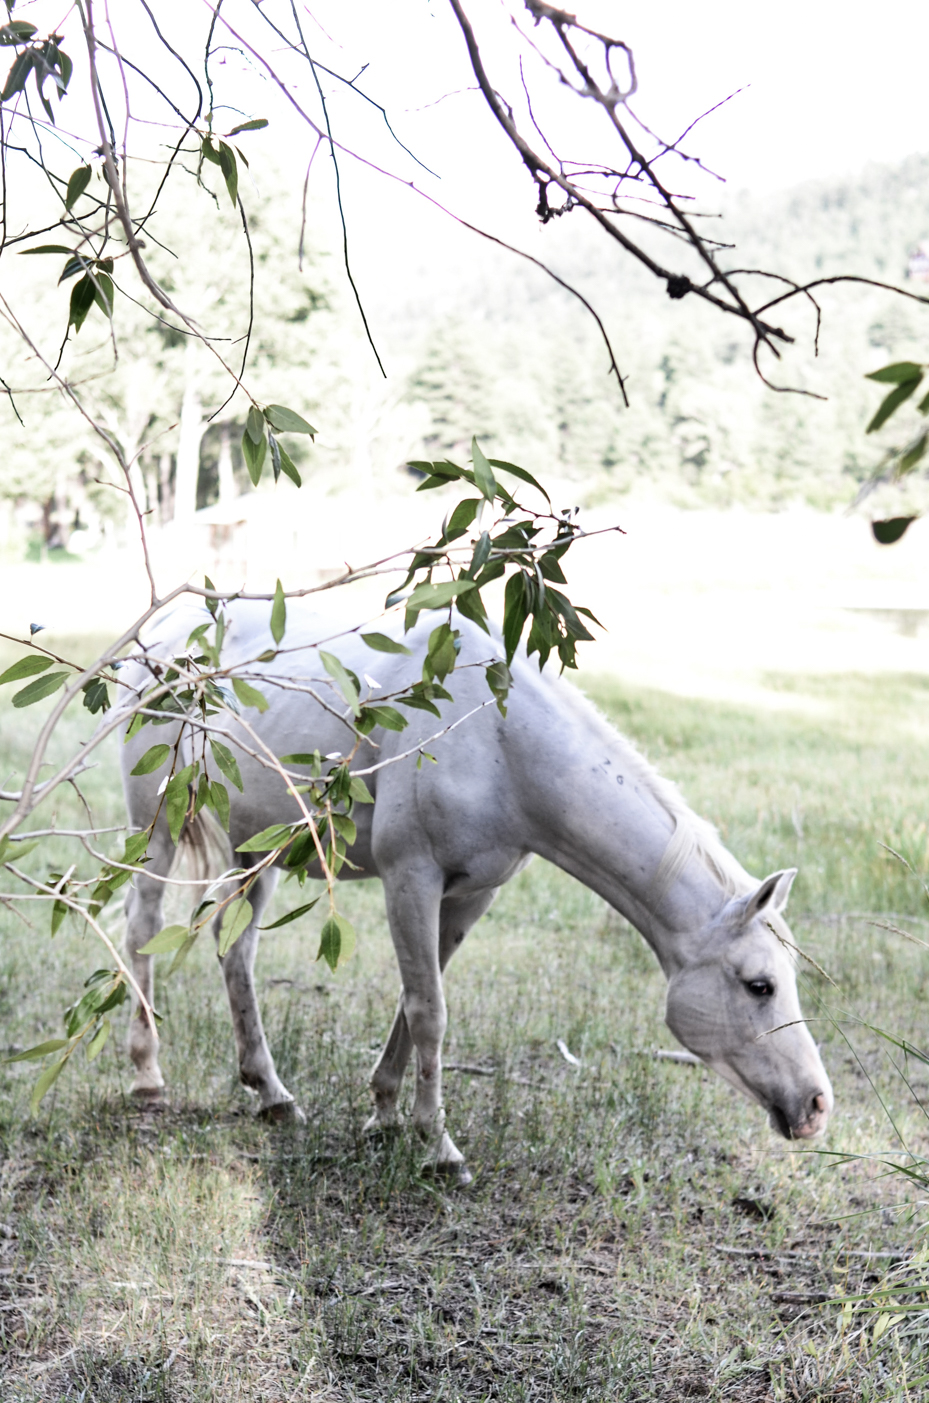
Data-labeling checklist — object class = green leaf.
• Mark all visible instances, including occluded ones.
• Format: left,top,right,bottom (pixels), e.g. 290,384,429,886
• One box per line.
167,928,200,976
319,650,360,716
0,22,38,45
488,457,552,504
867,377,923,433
865,362,925,384
12,670,69,707
268,432,282,483
502,571,528,663
124,832,150,864
424,623,459,684
137,924,189,955
0,654,53,685
442,497,480,543
260,896,321,929
129,743,171,776
361,632,412,655
64,164,91,210
68,273,96,333
216,139,238,205
165,766,193,845
5,1038,69,1062
82,678,109,714
357,703,407,733
218,897,252,957
330,813,356,845
31,1056,67,1114
485,660,512,716
0,836,39,863
280,752,320,768
264,404,316,435
210,739,244,791
227,117,268,135
898,433,928,475
470,437,497,502
231,677,269,712
871,517,917,545
276,441,302,487
405,578,477,618
86,1018,110,1062
1,49,33,102
246,405,265,444
236,823,294,853
270,578,286,645
18,243,74,255
241,427,267,485
316,913,356,971
91,271,113,318
210,780,230,829
50,894,69,936
349,775,374,804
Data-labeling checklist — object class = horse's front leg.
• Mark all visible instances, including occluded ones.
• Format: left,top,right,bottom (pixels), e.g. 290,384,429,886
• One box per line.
371,879,497,1182
216,865,302,1120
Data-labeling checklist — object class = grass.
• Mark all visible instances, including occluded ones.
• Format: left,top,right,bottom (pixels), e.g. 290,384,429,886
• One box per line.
1,660,929,1399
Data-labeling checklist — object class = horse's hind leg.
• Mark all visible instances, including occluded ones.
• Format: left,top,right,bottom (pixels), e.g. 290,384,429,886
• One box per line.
367,884,498,1176
124,825,176,1099
215,864,300,1119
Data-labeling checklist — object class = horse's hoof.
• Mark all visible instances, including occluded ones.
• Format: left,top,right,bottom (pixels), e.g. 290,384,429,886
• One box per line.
363,1112,403,1138
131,1085,166,1105
257,1100,306,1124
429,1160,473,1189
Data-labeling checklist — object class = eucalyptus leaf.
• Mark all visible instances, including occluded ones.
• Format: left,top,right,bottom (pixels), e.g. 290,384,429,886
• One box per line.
129,743,171,776
271,578,286,645
137,924,189,955
241,428,267,485
236,823,295,853
319,650,360,715
64,164,91,210
210,739,244,791
0,654,53,685
12,670,69,707
231,677,269,712
260,896,321,929
316,913,356,971
361,632,412,655
6,1038,69,1062
264,404,316,435
30,1055,67,1114
218,897,252,957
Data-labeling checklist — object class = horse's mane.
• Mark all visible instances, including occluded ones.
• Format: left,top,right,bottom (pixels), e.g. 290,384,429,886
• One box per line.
546,674,758,903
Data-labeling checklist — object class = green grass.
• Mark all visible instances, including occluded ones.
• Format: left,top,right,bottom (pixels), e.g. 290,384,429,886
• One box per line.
1,664,929,1399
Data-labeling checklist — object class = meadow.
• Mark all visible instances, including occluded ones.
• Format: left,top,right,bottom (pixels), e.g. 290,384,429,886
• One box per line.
1,653,929,1401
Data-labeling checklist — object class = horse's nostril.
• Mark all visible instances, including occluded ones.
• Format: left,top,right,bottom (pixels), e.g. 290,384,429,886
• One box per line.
812,1092,827,1115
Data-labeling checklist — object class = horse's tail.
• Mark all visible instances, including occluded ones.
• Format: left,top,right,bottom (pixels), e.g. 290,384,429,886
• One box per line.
176,807,233,910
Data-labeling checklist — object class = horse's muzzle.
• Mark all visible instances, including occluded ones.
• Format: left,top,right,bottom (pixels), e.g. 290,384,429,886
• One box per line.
770,1090,831,1140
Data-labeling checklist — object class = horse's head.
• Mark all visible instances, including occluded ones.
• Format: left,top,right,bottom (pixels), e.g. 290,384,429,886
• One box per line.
664,869,832,1139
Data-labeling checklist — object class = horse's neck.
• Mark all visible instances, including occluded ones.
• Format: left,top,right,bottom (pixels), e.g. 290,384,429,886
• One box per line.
513,686,726,968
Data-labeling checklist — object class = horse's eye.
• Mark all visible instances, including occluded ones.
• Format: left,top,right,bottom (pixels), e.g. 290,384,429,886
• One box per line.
745,979,774,998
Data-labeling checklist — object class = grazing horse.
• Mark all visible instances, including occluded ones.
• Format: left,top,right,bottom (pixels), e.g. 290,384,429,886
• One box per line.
120,602,832,1182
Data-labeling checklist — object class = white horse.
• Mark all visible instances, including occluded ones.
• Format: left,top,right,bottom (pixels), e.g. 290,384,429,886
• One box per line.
119,602,832,1183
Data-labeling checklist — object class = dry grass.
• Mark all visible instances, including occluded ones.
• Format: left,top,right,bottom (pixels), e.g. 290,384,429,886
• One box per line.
1,666,928,1400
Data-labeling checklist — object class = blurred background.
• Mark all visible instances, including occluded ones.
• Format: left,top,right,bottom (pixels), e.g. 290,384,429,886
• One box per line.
0,0,928,705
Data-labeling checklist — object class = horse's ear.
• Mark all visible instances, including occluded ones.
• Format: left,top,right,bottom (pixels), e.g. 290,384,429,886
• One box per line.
740,868,798,924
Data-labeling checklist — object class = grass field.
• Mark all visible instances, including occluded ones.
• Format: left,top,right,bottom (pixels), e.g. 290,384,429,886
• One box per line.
1,657,929,1401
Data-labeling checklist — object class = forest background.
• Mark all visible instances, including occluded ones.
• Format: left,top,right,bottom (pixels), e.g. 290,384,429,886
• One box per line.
3,149,929,567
